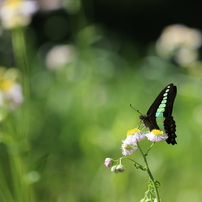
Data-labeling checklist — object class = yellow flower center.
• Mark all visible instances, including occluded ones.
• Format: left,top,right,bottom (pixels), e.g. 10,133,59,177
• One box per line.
127,128,140,136
151,129,164,136
0,78,13,91
4,0,23,8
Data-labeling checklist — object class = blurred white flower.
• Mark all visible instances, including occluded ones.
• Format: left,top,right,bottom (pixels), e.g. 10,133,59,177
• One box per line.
5,82,23,108
46,44,77,70
156,24,202,66
37,0,63,11
175,47,198,66
0,78,23,109
0,67,23,112
0,0,38,29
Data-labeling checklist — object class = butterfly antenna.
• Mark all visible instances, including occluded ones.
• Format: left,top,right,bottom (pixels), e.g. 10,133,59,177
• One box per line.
130,104,143,115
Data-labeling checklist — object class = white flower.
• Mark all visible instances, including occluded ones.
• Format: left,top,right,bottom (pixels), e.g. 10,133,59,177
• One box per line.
0,78,23,109
45,44,77,70
123,128,145,145
157,24,202,51
121,143,137,156
145,129,168,143
174,47,198,66
156,24,202,66
0,0,38,29
121,128,145,156
5,82,23,108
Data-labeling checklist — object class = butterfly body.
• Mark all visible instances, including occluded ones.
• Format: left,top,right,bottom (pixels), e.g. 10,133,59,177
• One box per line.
140,83,177,145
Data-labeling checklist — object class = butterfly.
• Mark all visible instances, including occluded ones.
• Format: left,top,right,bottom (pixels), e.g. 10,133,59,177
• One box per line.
139,83,177,145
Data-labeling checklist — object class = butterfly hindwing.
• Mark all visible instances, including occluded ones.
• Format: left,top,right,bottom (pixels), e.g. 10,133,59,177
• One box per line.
140,83,177,145
164,116,177,144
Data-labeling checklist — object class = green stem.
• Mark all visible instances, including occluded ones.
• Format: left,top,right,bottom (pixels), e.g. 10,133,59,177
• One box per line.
145,142,155,156
119,157,145,170
11,28,30,139
11,28,29,75
8,28,34,202
9,152,35,202
137,142,161,202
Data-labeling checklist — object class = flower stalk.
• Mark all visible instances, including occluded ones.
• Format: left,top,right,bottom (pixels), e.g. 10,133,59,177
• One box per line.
11,28,30,139
137,141,160,202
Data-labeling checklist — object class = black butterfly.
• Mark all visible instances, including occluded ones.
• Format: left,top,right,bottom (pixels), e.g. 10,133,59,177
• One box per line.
139,83,177,145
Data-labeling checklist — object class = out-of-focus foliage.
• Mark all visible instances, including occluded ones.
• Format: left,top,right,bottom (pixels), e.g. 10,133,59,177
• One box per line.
0,1,201,202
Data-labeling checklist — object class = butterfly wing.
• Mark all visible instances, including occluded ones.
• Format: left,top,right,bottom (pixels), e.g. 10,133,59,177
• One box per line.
163,84,177,145
140,83,177,145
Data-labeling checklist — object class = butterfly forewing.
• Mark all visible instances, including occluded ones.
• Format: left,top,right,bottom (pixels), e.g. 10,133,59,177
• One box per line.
163,84,177,117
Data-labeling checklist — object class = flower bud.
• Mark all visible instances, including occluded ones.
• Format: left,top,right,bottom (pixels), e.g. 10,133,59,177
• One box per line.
110,165,117,173
116,165,125,173
104,158,114,168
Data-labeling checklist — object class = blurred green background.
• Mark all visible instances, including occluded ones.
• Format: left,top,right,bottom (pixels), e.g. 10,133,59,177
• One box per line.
0,0,202,202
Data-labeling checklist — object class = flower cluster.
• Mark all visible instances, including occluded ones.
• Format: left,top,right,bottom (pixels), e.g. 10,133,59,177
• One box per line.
156,24,202,66
104,158,126,173
45,44,77,71
0,78,23,108
0,0,38,30
104,126,168,173
121,128,168,156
